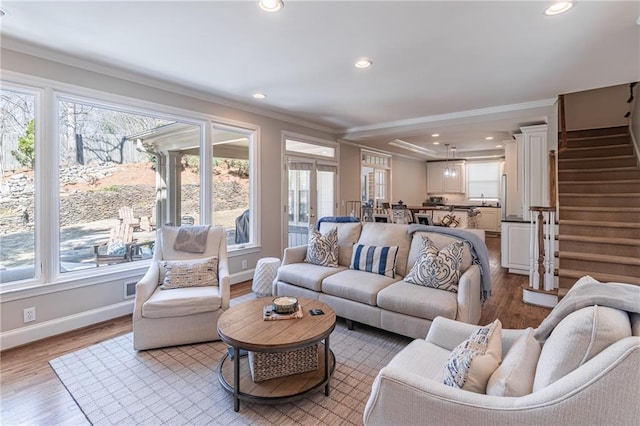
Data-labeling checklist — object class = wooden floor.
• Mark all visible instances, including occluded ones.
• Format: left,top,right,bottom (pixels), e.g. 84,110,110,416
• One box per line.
0,236,550,425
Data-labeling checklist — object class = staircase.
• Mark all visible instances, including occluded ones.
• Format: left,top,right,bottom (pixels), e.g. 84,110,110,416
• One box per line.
557,125,640,296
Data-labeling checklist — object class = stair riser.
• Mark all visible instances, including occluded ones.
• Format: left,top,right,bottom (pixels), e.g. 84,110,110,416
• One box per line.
559,182,640,193
560,210,640,222
561,145,634,159
560,224,640,239
559,196,640,207
559,241,640,257
558,157,637,170
566,135,630,148
559,259,640,277
559,169,640,181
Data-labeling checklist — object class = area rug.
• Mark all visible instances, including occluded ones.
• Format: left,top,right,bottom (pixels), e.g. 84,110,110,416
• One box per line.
49,305,411,425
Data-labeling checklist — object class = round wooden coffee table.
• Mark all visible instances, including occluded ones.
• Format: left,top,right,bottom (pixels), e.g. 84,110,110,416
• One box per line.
217,297,336,412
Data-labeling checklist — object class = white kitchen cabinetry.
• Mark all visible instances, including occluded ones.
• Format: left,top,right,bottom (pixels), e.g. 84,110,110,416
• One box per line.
427,161,465,193
501,221,531,275
477,207,500,232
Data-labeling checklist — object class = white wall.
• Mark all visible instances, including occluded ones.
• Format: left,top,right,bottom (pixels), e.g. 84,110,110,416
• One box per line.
564,84,629,131
0,47,337,348
391,155,427,205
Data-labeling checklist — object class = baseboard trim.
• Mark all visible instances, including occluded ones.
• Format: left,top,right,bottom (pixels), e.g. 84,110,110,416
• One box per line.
1,270,256,351
231,269,254,284
0,300,134,351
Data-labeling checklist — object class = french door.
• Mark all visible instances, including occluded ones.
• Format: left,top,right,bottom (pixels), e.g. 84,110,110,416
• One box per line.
285,157,337,247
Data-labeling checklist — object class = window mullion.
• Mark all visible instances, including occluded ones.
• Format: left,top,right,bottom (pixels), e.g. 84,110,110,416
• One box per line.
40,88,60,282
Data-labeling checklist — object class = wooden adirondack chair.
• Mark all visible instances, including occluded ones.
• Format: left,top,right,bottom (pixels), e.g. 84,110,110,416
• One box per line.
118,206,141,230
93,223,136,266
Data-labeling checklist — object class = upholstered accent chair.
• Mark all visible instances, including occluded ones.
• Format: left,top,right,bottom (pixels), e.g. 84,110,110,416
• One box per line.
364,278,640,425
133,226,230,350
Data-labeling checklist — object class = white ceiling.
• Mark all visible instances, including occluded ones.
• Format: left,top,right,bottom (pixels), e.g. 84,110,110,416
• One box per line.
1,0,639,159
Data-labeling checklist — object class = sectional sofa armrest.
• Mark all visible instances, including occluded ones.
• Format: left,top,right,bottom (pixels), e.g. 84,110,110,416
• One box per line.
455,264,482,324
133,262,160,320
426,316,528,352
364,337,640,426
281,245,308,266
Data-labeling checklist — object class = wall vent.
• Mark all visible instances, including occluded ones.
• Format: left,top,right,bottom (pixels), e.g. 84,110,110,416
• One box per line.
123,281,137,299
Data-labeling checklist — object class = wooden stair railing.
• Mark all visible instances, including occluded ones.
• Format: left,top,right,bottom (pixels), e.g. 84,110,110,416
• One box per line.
529,206,557,292
558,94,568,153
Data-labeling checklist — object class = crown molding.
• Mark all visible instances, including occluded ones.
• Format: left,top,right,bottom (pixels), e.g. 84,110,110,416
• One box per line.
0,36,338,135
341,98,556,141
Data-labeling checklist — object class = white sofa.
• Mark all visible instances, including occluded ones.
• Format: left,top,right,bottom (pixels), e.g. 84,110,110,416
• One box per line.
273,222,489,339
363,278,640,425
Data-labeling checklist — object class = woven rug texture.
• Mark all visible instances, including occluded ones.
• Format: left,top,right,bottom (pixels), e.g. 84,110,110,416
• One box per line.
49,299,411,425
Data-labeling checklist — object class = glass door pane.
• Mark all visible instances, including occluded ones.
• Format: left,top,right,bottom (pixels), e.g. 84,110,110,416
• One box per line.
287,168,311,247
317,169,335,221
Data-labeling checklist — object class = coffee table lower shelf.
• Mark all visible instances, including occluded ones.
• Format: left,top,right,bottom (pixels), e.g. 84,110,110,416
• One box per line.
217,344,335,406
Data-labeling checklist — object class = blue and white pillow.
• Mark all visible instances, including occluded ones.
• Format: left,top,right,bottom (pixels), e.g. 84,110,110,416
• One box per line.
404,236,464,292
349,244,399,278
106,242,127,256
305,225,339,267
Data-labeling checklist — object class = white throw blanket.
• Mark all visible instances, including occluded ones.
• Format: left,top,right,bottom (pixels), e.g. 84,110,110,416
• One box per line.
534,278,640,343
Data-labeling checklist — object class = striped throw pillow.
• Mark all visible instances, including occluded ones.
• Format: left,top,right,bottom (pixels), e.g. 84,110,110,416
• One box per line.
349,244,399,278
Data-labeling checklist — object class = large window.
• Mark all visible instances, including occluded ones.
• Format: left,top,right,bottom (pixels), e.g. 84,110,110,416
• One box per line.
467,160,502,200
212,125,253,248
0,77,258,289
0,88,37,283
57,99,172,273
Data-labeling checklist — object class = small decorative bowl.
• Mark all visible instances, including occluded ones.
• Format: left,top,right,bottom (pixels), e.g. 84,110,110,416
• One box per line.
272,296,298,314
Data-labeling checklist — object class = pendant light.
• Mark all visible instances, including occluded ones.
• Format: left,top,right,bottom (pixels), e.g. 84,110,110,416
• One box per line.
450,146,457,178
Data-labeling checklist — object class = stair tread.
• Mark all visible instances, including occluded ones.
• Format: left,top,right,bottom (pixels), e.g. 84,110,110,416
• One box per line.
560,206,640,211
563,144,631,152
559,180,640,185
559,251,640,265
559,219,640,228
559,167,639,173
559,193,640,197
559,155,636,162
558,269,640,285
558,234,640,246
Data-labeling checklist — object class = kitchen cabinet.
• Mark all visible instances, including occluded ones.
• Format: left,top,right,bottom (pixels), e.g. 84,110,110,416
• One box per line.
501,221,531,275
477,207,500,232
427,161,465,193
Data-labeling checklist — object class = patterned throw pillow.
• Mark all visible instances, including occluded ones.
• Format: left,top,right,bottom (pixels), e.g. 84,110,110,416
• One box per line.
404,236,464,292
443,319,503,394
305,225,339,267
160,256,219,289
349,244,399,278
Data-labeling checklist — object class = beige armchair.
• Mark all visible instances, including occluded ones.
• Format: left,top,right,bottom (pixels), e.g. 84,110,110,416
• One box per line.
364,279,640,425
133,225,230,350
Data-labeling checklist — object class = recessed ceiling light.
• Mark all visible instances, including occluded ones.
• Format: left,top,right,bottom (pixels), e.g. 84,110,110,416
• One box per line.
544,1,574,16
496,144,503,148
252,92,267,99
431,133,439,137
433,142,440,145
355,57,373,69
485,136,494,140
258,0,284,12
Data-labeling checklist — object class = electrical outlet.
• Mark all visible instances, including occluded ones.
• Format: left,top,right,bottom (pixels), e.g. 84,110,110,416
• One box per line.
23,307,36,323
241,260,248,270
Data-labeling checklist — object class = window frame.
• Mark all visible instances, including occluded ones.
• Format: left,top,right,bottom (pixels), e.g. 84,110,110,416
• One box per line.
466,159,503,201
0,72,260,296
0,82,45,291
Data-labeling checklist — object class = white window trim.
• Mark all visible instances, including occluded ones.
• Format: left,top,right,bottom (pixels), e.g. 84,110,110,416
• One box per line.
0,71,261,297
